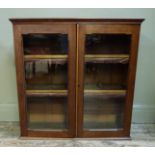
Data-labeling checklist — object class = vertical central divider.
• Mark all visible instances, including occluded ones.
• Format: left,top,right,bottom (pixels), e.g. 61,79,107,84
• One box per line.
76,24,79,137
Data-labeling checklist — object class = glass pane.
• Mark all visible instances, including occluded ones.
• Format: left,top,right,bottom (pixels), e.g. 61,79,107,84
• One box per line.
83,33,129,132
84,63,128,90
23,34,68,55
85,34,131,54
25,60,67,90
83,95,125,131
27,96,68,131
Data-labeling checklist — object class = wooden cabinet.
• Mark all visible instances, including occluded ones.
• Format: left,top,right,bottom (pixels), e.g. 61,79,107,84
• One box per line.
10,18,144,138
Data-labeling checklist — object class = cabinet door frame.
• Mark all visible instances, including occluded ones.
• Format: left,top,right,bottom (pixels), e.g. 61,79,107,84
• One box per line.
13,23,76,137
77,24,140,138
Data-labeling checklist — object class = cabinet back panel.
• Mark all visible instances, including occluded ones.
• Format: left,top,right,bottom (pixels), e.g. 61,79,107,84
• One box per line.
85,34,131,54
23,34,68,55
25,61,68,90
84,95,125,131
27,96,68,131
84,63,128,90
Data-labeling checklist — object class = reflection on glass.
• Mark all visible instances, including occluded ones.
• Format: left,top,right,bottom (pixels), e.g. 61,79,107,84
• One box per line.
85,34,131,54
23,34,68,55
84,95,125,131
84,63,128,90
27,96,68,131
25,60,68,90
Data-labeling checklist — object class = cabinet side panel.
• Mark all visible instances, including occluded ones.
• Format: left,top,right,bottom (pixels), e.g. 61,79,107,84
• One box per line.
13,24,27,136
124,25,141,136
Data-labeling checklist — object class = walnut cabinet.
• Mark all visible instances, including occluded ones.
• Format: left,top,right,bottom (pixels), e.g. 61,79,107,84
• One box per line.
10,18,144,138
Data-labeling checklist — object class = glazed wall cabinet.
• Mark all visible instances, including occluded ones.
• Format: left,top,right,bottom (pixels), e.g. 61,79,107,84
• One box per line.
10,18,144,138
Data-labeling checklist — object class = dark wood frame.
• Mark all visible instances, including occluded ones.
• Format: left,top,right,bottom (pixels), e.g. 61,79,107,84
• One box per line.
10,18,144,138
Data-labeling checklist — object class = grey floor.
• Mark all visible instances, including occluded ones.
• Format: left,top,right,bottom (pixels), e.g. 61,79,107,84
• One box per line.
0,122,155,146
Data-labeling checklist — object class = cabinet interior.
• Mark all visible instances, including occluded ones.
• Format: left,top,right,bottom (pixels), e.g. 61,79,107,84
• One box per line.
84,95,125,131
25,60,68,90
23,34,68,55
27,96,68,131
84,63,128,90
85,34,131,54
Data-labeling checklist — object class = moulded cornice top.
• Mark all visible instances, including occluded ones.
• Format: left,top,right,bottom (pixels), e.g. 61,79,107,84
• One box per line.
9,18,145,24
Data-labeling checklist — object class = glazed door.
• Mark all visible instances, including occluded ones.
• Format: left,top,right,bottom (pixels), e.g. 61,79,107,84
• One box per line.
15,24,76,137
77,24,140,137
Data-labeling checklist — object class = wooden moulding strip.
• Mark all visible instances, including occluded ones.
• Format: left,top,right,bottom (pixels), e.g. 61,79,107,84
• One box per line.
24,55,68,60
26,90,68,96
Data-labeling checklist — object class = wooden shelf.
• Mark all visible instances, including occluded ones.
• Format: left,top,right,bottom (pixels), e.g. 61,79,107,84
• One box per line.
26,89,68,96
84,90,126,96
84,84,126,90
26,84,67,90
24,54,68,61
85,54,129,63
